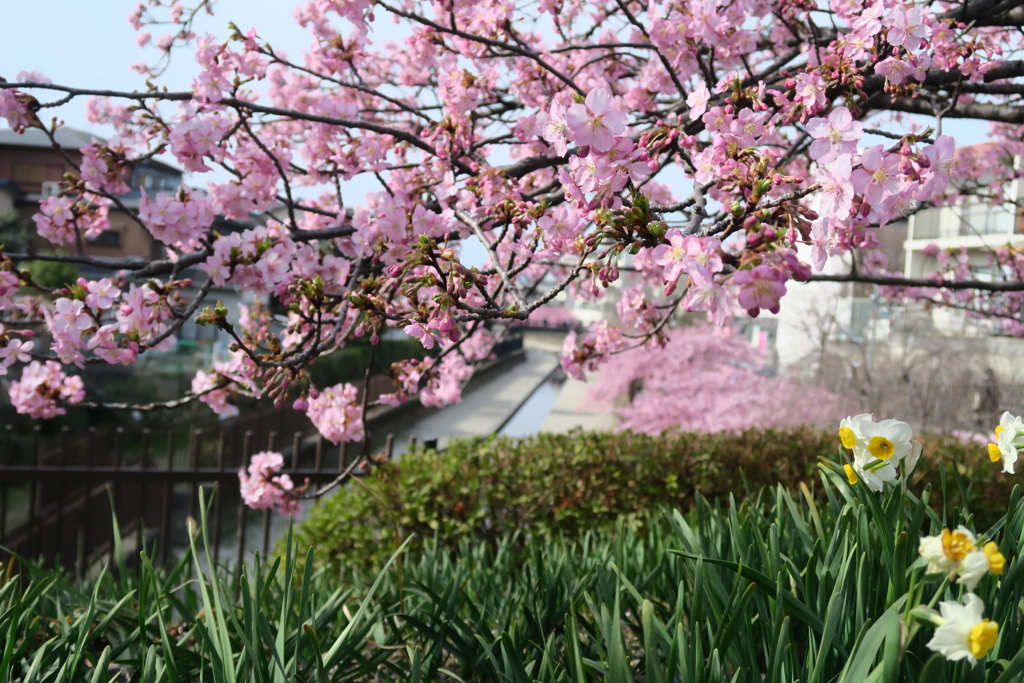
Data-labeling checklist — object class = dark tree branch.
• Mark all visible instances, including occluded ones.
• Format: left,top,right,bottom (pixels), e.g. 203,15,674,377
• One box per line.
809,272,1024,292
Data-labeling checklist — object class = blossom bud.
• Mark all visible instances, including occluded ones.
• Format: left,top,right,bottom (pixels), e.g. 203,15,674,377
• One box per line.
909,607,945,628
648,221,667,238
753,178,773,196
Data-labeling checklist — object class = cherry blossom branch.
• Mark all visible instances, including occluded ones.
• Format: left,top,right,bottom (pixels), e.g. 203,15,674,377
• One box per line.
374,1,584,95
455,210,529,317
2,82,450,163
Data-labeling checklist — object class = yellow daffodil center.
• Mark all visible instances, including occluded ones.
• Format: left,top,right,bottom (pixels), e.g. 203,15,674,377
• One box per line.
843,464,858,485
989,443,1003,463
984,542,1005,575
941,529,975,562
839,426,857,449
968,620,998,659
996,425,1005,438
868,435,895,460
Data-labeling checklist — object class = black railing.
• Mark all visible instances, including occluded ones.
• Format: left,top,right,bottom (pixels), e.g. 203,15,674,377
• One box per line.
0,412,399,572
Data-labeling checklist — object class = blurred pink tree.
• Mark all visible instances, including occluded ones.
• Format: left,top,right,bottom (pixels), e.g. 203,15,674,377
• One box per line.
586,324,856,434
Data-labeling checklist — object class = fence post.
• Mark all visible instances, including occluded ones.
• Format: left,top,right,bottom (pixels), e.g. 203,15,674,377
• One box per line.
212,431,227,564
108,426,125,570
160,431,176,567
187,427,201,527
261,431,277,557
29,425,41,559
235,430,254,571
0,425,11,547
80,426,98,571
137,428,150,559
54,425,70,568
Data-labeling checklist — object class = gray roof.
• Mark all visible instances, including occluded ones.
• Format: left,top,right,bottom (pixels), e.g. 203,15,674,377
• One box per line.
0,126,99,150
0,128,181,174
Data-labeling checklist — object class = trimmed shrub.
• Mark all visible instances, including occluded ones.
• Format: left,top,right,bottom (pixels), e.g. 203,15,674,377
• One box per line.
293,428,1001,571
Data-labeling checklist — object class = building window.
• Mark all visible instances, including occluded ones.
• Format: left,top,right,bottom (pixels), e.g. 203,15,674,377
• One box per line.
86,230,121,247
958,198,1015,237
134,169,178,193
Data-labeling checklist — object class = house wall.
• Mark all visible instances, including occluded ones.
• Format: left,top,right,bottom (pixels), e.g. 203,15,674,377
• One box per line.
0,146,81,194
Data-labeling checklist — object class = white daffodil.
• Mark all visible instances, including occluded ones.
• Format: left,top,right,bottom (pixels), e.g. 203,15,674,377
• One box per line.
856,418,913,464
850,457,898,492
957,542,1006,592
842,417,913,492
927,593,999,665
988,412,1024,474
905,439,923,476
919,526,977,576
998,411,1024,438
838,413,873,451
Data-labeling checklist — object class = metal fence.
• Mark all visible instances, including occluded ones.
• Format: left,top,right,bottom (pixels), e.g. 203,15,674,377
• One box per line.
0,408,401,573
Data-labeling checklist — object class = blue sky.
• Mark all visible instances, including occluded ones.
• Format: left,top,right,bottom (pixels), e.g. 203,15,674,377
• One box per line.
1,1,313,133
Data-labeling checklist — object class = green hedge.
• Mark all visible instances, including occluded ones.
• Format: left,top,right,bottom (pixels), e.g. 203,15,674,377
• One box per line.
294,427,1001,572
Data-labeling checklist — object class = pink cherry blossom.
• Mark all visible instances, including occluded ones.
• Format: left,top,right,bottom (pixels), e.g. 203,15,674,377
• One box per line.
307,383,365,444
806,107,863,162
687,80,711,121
732,265,787,316
816,155,855,221
852,145,903,205
239,451,302,515
684,268,731,325
10,361,85,419
887,7,931,51
565,88,628,153
541,100,570,156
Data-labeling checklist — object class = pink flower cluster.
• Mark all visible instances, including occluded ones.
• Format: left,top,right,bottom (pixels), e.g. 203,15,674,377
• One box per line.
0,336,33,376
79,142,131,195
405,312,459,350
138,186,216,250
419,354,473,407
546,87,653,210
0,88,31,132
167,111,231,172
10,360,85,419
238,451,301,515
307,383,365,444
33,196,109,246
